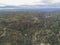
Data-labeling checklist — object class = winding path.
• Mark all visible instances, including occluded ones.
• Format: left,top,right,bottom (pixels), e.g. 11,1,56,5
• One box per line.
0,28,7,38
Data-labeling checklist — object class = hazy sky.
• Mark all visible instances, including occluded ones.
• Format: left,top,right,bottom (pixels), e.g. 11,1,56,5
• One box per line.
0,0,60,6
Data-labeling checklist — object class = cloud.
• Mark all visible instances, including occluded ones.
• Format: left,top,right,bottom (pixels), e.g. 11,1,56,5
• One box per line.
41,0,53,4
0,0,40,6
39,0,60,5
0,0,60,6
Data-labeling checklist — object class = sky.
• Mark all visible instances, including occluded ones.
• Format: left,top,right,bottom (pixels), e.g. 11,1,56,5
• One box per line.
0,0,60,6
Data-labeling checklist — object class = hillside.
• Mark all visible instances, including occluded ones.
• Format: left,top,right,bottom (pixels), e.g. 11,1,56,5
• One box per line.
0,10,60,45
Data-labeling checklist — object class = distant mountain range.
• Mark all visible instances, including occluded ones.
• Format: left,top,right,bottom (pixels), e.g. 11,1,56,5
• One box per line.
0,3,60,8
0,4,60,11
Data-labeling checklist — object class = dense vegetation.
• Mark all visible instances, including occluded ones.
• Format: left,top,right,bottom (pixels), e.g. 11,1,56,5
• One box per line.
0,10,60,45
